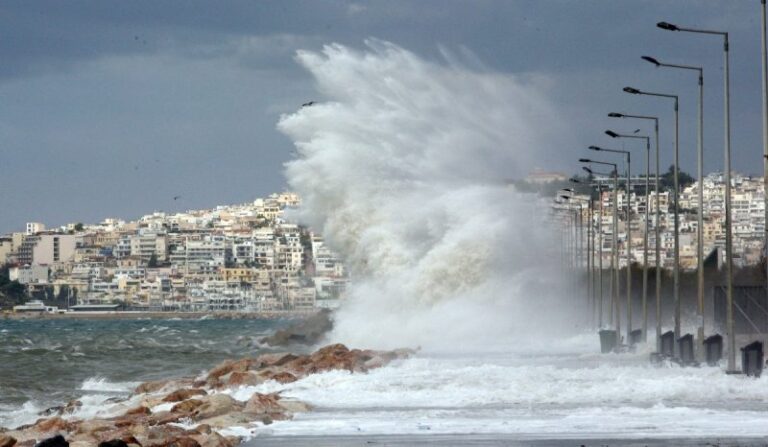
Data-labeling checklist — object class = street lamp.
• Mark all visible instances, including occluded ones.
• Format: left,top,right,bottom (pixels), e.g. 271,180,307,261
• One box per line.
605,129,652,343
642,55,707,351
609,112,660,345
761,0,768,328
623,85,682,356
584,167,607,328
590,144,633,343
569,180,595,321
559,194,581,287
657,19,736,372
581,158,621,341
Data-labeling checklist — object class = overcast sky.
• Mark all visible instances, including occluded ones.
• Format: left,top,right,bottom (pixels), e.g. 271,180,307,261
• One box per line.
0,1,764,233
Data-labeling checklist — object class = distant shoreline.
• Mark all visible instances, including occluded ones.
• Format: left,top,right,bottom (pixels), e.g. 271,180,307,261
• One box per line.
0,310,317,321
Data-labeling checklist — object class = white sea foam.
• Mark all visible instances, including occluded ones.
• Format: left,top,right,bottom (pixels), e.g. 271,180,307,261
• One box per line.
279,41,578,351
79,377,140,393
242,349,768,438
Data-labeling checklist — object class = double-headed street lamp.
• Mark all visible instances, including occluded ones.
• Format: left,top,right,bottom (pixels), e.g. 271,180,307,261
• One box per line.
589,145,632,343
608,112,660,345
657,20,735,372
606,130,652,344
581,158,621,341
642,55,707,351
623,86,682,354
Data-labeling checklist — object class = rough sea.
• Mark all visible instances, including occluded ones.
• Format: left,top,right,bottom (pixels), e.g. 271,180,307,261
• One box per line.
0,317,285,429
4,318,768,443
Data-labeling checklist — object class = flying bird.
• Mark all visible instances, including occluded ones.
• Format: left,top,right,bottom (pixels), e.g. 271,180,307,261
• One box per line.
301,101,315,107
633,129,641,134
173,195,182,201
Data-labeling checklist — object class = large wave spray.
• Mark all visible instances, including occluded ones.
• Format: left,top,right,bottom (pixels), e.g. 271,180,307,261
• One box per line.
279,40,580,350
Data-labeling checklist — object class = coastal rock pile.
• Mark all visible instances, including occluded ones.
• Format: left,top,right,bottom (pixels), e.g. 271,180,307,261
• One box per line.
259,309,333,347
1,344,412,447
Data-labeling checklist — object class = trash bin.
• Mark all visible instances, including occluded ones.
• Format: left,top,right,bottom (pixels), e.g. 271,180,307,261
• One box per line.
677,334,695,365
629,329,643,346
703,334,723,366
660,331,675,358
599,330,618,353
741,341,764,378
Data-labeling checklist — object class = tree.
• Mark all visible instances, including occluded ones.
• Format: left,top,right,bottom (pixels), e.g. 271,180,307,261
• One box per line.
660,165,695,192
0,266,27,308
147,253,159,268
74,222,84,232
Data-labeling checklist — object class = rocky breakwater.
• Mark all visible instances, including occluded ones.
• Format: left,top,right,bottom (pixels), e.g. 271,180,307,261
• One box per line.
0,344,413,447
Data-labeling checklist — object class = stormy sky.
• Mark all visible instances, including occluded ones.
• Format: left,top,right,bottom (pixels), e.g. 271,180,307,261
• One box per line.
0,1,763,233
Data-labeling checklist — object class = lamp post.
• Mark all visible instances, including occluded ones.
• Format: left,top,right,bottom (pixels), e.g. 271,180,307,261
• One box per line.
569,180,596,323
584,167,608,328
589,145,632,342
761,0,768,318
581,158,621,341
609,113,659,345
642,55,706,352
624,86,681,355
657,20,735,372
605,130,652,343
562,191,590,310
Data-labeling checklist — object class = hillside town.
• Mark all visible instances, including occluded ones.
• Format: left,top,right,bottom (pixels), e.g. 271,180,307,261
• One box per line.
0,193,348,312
543,169,768,269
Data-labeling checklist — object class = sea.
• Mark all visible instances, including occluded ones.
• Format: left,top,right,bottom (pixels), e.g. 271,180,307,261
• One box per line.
0,317,286,429
3,318,768,443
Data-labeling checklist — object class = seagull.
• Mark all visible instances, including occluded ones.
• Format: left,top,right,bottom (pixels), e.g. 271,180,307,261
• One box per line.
301,101,315,107
633,129,641,134
173,195,182,201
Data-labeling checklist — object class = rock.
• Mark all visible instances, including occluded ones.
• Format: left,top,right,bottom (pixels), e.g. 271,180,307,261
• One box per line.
255,353,298,367
0,434,16,447
98,441,128,447
189,432,234,447
190,413,251,430
191,395,243,421
161,389,206,403
276,398,312,414
134,378,194,395
221,371,261,388
33,418,71,434
124,406,151,416
260,310,333,347
139,425,186,446
134,380,171,394
34,435,68,447
267,372,297,384
243,393,286,419
169,399,203,415
205,359,260,386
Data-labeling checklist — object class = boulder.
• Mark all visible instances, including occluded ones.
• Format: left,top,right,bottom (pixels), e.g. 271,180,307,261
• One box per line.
124,406,151,417
189,432,235,447
266,372,297,384
260,310,333,347
0,434,16,447
170,399,203,415
221,371,261,388
192,395,243,421
205,359,258,385
254,353,298,367
97,441,128,447
33,418,72,434
161,389,206,403
243,393,285,418
33,435,68,447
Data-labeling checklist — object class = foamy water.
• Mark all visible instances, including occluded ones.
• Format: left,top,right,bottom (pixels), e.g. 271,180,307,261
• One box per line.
234,336,768,440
